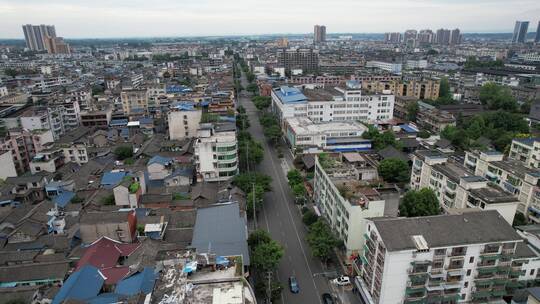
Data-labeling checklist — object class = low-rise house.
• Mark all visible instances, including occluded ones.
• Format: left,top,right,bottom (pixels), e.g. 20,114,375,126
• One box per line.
0,261,69,288
79,210,137,244
147,155,173,180
5,174,49,204
113,172,146,208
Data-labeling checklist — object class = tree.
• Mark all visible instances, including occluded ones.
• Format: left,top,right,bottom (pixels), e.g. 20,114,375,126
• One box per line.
114,146,133,160
246,72,256,83
373,131,398,151
247,184,265,217
417,130,430,139
70,196,84,204
439,77,450,98
302,210,319,226
248,229,272,248
399,188,440,217
246,83,259,94
238,138,264,170
378,158,410,183
263,124,282,143
233,172,272,193
251,240,284,271
406,102,419,122
252,96,271,111
287,169,303,187
101,194,116,206
4,68,18,78
307,220,338,262
512,212,528,227
292,183,306,197
479,83,518,112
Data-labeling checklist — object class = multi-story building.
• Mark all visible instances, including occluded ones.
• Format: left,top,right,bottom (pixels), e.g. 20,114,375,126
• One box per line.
450,29,462,45
512,21,530,43
362,79,440,100
194,122,238,182
121,89,148,116
406,59,429,70
314,25,326,44
29,142,88,174
416,107,456,132
410,150,518,224
509,138,540,169
0,128,54,174
357,211,528,304
403,30,418,46
417,29,435,45
284,117,370,153
168,103,202,140
366,61,402,74
464,150,540,223
277,48,319,73
0,150,18,179
22,24,56,51
435,28,451,45
384,32,401,44
536,21,540,43
80,108,112,128
271,81,395,126
314,154,397,254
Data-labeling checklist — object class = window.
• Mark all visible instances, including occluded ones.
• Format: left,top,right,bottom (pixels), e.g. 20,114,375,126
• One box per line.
469,257,474,263
531,269,536,276
466,269,471,276
464,282,468,288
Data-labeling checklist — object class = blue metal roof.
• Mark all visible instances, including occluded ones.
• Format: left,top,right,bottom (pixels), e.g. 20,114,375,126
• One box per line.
275,86,307,103
172,102,197,111
110,119,128,126
139,117,154,125
53,191,76,208
115,267,156,296
88,293,120,304
53,265,104,304
148,155,173,166
100,171,127,188
399,124,419,133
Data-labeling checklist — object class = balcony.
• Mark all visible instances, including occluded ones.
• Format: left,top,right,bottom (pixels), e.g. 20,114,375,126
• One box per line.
448,248,467,257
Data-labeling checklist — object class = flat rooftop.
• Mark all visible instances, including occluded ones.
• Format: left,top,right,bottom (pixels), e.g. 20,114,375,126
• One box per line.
492,159,540,179
432,161,474,183
469,185,518,204
302,87,342,101
286,117,367,134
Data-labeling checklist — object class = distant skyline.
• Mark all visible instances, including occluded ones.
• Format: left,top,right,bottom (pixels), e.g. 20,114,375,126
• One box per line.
1,0,539,38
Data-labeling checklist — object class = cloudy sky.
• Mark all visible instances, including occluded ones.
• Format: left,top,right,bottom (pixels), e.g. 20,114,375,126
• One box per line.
1,0,539,38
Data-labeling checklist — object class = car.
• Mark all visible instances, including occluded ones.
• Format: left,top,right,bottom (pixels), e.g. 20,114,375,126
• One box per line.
332,275,351,286
288,276,300,293
322,293,335,304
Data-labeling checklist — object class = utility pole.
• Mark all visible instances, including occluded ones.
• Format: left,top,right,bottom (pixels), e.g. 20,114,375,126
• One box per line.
266,271,272,304
252,182,257,229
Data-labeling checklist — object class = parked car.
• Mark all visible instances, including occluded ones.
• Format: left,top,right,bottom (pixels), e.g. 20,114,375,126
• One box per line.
332,275,351,286
322,293,335,304
289,276,300,293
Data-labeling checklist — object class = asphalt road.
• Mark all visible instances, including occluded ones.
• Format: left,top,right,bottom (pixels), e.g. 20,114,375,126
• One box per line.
237,73,334,304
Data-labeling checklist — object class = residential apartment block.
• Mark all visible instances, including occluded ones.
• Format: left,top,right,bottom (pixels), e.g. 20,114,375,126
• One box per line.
277,48,319,73
121,89,148,116
410,150,518,224
357,211,535,304
464,150,540,223
362,79,440,100
509,138,540,169
194,122,238,182
314,154,398,254
271,81,394,127
168,103,202,140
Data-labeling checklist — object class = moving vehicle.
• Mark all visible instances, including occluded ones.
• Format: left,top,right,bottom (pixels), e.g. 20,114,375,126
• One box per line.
288,276,300,293
332,275,351,286
322,293,335,304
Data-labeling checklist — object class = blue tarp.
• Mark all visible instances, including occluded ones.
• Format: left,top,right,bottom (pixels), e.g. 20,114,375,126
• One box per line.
53,191,76,208
101,171,127,188
115,267,156,296
275,86,307,103
88,293,120,304
216,256,230,267
53,265,104,304
182,261,198,273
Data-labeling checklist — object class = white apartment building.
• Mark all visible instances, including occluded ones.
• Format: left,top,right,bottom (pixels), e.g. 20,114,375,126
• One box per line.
517,53,540,63
509,138,540,169
194,122,238,182
410,150,519,224
314,155,398,254
0,86,8,97
464,150,540,223
30,142,88,174
357,211,533,304
168,104,202,140
366,61,403,74
271,81,394,127
284,117,370,153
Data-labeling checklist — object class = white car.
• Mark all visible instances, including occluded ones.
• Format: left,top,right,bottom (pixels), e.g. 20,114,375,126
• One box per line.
332,276,351,286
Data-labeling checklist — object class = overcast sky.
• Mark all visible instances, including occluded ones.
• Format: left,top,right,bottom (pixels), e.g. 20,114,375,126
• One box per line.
1,0,539,38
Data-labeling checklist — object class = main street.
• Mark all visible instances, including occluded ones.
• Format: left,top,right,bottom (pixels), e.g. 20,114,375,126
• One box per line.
237,70,338,304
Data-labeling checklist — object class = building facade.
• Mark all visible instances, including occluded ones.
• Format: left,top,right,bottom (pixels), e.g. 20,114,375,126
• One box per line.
194,123,238,182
